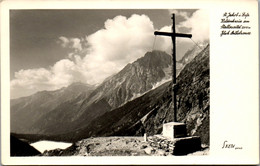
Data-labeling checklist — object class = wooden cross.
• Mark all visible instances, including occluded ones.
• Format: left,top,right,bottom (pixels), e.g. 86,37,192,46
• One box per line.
154,13,192,122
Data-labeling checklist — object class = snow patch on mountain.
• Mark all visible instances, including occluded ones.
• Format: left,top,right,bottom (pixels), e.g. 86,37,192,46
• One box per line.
152,78,171,90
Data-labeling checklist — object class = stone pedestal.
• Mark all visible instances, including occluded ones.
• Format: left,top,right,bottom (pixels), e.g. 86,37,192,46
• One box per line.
144,122,202,155
163,122,187,140
161,121,202,155
147,135,202,155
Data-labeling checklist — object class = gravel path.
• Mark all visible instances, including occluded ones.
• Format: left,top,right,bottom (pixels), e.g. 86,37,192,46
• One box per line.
41,136,209,156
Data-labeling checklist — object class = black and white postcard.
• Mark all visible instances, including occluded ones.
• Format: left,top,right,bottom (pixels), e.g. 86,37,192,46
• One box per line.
1,0,259,165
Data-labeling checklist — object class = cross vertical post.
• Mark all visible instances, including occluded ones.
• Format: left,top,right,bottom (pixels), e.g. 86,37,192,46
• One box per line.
154,13,192,122
172,14,177,122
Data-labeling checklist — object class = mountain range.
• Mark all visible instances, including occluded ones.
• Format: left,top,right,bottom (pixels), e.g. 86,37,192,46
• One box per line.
11,50,172,135
11,44,209,146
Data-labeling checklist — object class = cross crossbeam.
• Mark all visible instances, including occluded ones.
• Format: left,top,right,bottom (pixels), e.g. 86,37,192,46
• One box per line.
154,31,192,38
154,13,192,122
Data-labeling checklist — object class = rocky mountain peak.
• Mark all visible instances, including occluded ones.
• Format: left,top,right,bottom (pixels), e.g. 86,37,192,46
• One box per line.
88,50,172,109
65,82,95,92
136,50,171,68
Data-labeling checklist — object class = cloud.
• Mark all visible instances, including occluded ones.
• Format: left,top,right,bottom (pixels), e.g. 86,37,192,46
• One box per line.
169,9,190,20
11,68,53,98
11,14,156,98
11,58,90,98
177,9,209,43
58,36,82,52
81,14,155,82
58,36,70,48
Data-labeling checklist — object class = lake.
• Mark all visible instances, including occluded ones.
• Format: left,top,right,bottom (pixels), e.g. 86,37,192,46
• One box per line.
30,140,73,153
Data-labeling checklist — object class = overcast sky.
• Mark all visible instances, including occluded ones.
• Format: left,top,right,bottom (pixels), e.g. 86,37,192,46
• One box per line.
10,9,209,99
